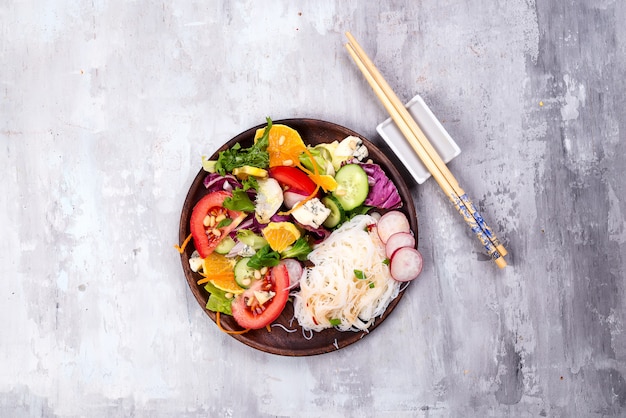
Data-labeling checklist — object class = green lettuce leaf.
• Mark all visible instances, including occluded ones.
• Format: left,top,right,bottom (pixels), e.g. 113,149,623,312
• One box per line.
204,282,233,315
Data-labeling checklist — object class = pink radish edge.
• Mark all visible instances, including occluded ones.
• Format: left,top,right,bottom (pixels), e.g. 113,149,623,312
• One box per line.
385,231,416,259
283,190,308,209
390,247,423,282
377,210,411,244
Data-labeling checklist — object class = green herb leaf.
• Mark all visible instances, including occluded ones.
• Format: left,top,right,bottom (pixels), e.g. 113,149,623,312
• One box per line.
280,237,312,261
241,177,259,192
354,269,366,280
382,258,390,266
215,117,272,175
255,117,273,150
247,244,280,270
223,189,255,212
329,318,341,326
369,282,375,288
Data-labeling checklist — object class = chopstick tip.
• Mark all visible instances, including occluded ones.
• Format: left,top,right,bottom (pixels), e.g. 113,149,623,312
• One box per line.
495,256,507,269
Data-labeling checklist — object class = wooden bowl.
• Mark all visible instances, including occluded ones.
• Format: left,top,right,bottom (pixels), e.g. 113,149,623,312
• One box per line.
179,118,418,356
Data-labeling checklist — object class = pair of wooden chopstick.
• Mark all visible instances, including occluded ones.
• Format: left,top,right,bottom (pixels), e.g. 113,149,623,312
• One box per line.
345,32,508,268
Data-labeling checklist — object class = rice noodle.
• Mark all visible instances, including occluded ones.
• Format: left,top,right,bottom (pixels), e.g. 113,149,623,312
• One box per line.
271,323,298,333
292,214,401,332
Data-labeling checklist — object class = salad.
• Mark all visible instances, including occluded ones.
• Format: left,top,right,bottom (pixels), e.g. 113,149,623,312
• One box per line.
177,118,422,333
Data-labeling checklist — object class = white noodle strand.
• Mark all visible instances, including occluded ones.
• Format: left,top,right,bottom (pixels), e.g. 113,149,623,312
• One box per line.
293,215,400,332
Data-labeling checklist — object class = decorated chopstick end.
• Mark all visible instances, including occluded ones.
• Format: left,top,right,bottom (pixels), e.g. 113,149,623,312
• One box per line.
450,193,507,268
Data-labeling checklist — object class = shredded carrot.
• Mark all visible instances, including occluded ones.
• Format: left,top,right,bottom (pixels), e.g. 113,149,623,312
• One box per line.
195,270,209,285
299,148,336,191
278,185,320,216
174,233,193,254
266,324,271,332
297,148,321,179
278,149,323,215
215,312,249,335
197,277,211,285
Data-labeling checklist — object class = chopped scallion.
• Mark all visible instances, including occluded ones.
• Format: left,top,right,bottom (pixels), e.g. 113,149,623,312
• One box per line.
354,269,366,280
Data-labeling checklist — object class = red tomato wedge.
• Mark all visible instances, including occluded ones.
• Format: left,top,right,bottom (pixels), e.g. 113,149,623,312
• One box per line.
269,166,317,196
231,264,290,330
190,191,246,259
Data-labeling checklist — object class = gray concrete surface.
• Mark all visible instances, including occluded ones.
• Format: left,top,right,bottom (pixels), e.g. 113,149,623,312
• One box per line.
2,0,625,416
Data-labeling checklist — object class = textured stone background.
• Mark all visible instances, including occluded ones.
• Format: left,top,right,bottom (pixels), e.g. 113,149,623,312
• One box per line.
2,0,625,416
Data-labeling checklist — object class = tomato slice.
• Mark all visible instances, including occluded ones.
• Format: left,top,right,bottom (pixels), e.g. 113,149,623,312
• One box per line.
231,264,290,329
269,166,317,196
190,191,246,259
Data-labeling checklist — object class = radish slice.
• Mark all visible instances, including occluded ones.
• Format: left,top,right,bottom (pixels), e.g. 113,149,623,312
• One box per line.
377,210,411,244
280,258,304,288
283,190,308,209
389,247,423,282
385,232,416,258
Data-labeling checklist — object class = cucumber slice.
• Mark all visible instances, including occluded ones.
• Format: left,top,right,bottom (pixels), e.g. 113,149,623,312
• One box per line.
321,195,345,228
234,257,256,288
214,236,236,255
331,164,369,211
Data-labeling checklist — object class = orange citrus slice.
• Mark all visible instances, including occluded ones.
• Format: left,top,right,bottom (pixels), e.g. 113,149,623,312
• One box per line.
211,276,244,294
199,253,244,294
308,173,338,192
262,222,301,252
256,124,306,168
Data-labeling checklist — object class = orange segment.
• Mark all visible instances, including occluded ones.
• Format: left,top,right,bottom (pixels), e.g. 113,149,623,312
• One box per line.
308,173,338,192
256,124,306,168
262,222,301,252
211,276,244,294
199,253,244,294
202,252,234,277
